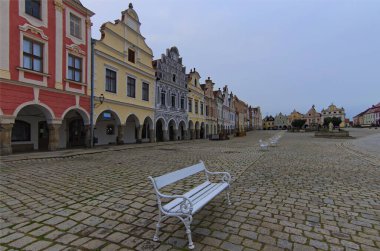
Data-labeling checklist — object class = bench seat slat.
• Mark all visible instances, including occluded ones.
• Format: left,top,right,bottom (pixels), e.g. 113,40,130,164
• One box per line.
154,163,205,189
163,182,229,214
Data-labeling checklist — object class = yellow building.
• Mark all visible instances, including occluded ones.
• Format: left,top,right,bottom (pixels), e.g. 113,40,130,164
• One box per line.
93,4,155,145
187,68,206,139
288,109,304,127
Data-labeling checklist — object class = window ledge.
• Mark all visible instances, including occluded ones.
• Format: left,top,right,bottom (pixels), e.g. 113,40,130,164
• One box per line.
64,79,87,86
17,67,50,77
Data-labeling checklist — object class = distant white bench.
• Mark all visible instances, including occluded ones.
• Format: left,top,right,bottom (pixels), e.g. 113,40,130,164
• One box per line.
259,139,269,151
148,161,231,249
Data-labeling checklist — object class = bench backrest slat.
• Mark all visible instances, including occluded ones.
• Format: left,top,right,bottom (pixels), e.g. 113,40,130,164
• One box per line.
153,162,205,189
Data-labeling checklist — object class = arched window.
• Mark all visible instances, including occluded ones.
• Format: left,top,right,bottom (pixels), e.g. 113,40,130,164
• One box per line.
11,120,31,142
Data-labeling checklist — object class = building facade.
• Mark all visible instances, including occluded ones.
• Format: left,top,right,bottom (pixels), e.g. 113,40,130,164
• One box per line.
363,103,380,126
222,86,235,134
153,47,188,141
214,89,224,133
93,4,155,145
263,115,275,130
288,109,304,128
0,0,94,155
321,103,346,128
234,96,248,135
201,77,217,138
304,105,321,129
252,106,262,130
274,113,288,129
187,69,206,139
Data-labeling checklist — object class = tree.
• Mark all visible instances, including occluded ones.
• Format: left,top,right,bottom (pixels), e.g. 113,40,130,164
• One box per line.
324,117,342,127
331,117,342,127
291,119,306,129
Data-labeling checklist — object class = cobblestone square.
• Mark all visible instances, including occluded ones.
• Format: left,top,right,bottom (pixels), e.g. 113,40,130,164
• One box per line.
1,129,380,250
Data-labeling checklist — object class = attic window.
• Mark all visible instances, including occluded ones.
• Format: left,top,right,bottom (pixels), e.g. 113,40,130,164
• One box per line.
128,49,135,63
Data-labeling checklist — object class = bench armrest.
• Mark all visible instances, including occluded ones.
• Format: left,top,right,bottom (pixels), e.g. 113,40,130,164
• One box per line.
205,170,231,184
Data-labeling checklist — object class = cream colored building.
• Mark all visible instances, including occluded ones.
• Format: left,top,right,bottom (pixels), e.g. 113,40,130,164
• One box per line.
321,103,346,128
187,68,206,139
93,4,155,145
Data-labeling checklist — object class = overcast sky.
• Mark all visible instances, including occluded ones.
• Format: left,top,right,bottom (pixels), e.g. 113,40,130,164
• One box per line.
82,0,380,119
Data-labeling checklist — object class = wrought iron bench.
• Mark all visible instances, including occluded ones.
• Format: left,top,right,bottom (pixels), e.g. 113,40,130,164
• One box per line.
148,161,231,249
259,139,269,151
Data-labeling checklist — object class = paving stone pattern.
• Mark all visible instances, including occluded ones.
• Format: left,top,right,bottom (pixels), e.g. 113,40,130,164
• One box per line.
1,130,380,250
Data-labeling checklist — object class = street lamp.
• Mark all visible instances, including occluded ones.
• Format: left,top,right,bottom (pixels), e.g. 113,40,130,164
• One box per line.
99,94,105,104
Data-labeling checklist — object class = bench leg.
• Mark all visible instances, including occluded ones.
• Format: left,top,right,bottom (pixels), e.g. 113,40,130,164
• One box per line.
226,190,232,205
184,216,194,249
153,211,162,241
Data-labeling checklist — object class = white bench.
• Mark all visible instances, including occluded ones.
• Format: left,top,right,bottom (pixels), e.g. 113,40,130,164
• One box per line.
148,161,231,249
259,139,269,151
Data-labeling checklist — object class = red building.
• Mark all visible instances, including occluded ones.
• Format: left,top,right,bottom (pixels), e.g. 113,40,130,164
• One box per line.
0,0,94,155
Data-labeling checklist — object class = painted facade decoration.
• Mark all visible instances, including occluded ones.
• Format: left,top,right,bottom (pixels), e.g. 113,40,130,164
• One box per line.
153,47,188,141
201,77,217,138
93,3,155,145
0,0,94,154
187,69,206,139
321,103,346,128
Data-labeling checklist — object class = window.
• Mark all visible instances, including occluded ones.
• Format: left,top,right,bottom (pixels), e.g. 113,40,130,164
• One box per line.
128,49,135,63
206,105,209,116
188,99,192,112
194,78,197,86
11,120,31,142
181,97,185,109
172,74,176,82
106,125,114,135
195,101,199,114
105,69,117,93
171,94,176,107
200,102,204,115
142,82,149,101
161,90,166,106
25,0,41,19
23,38,43,72
68,54,82,82
127,76,136,98
70,13,81,39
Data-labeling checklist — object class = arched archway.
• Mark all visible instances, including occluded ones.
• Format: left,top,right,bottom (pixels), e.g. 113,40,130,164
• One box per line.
156,118,165,142
195,121,200,139
188,120,194,140
142,116,153,143
125,114,140,143
61,108,90,148
200,122,205,139
11,104,55,152
168,119,177,141
95,110,121,145
179,121,187,140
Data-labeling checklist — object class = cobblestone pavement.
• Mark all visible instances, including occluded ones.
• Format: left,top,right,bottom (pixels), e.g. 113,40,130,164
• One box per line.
1,130,380,251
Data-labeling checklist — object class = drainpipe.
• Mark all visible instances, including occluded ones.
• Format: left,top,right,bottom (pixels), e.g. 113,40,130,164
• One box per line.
90,38,95,147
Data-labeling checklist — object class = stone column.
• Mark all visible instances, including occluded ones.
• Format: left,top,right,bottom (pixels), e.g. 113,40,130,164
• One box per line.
163,130,169,142
196,129,200,139
173,129,178,141
84,125,91,147
184,130,189,140
0,123,13,155
48,124,61,151
149,129,155,143
136,126,142,143
117,125,126,144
